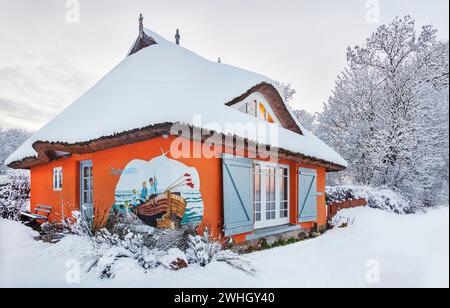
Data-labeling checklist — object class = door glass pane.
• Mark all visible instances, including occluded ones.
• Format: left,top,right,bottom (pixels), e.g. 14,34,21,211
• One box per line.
255,202,261,222
284,176,288,199
279,167,289,219
270,175,275,201
253,165,262,222
280,201,288,218
266,168,276,221
83,192,89,204
280,168,288,201
84,179,89,191
254,172,261,202
266,168,275,201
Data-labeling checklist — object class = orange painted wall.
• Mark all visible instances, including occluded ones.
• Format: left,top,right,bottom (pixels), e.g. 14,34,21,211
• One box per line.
30,136,328,242
30,155,80,223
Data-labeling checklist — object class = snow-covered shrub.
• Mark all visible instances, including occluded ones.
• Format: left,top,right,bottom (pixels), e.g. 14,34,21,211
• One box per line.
110,220,197,251
186,229,222,266
326,185,418,214
186,229,255,275
84,228,191,278
86,228,151,278
66,211,94,236
0,171,30,220
52,213,254,278
214,250,255,275
329,213,356,229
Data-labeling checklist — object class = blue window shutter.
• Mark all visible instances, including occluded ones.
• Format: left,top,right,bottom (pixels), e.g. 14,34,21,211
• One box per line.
222,155,254,236
298,168,318,223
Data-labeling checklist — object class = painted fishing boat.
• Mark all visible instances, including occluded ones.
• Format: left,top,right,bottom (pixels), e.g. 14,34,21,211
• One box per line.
133,173,194,229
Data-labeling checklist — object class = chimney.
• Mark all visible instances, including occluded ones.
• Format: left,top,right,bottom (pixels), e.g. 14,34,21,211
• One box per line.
139,14,144,39
175,29,181,45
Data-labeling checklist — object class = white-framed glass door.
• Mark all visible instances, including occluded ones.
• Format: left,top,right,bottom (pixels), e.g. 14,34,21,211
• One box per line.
253,162,290,229
80,160,93,227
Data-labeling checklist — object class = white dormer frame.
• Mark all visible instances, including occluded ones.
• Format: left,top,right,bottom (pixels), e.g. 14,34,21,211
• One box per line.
233,92,281,124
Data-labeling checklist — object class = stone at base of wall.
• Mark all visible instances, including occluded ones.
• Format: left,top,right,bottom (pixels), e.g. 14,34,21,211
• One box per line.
232,224,327,253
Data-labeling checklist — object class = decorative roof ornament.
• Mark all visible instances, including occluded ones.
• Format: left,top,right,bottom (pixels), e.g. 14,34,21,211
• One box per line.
128,13,157,56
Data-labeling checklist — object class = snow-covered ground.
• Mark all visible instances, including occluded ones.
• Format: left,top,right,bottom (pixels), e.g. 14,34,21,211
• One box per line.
0,207,448,288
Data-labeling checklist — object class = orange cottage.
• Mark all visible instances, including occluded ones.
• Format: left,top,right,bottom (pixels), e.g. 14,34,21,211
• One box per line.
6,18,347,245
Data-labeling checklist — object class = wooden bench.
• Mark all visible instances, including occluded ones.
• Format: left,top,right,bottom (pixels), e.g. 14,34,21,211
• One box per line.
20,204,53,222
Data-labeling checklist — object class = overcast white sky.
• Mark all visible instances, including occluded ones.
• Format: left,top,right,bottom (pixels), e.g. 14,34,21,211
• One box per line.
0,0,448,131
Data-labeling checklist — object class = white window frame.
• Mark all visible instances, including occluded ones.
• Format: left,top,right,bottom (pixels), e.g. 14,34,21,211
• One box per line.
53,167,63,191
233,92,280,124
253,161,290,229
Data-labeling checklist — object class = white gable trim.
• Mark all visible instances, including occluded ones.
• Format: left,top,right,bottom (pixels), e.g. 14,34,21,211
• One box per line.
232,92,281,125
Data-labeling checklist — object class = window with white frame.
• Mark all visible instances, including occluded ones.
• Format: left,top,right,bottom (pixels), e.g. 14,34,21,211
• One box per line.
253,162,290,229
233,92,280,124
53,167,63,191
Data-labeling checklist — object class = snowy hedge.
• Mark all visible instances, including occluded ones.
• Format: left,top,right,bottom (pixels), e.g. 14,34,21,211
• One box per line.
0,171,30,220
326,185,418,214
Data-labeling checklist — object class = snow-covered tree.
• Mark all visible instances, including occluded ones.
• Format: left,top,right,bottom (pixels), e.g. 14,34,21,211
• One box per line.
0,127,32,174
274,81,318,132
275,81,297,103
317,16,449,207
293,109,317,132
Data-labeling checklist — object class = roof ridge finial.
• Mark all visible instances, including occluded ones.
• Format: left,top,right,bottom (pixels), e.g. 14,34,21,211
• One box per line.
175,29,181,45
139,13,144,38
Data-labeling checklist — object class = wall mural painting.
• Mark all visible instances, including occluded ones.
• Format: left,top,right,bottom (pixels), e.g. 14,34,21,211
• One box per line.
111,153,204,229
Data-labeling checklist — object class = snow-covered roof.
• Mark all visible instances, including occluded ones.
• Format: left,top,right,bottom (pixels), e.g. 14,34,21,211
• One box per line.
6,28,347,170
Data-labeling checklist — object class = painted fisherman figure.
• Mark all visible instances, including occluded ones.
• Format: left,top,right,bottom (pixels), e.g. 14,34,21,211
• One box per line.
149,176,158,205
139,182,148,204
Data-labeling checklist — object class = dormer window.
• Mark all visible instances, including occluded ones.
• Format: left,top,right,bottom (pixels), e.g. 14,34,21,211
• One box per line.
234,92,279,124
238,100,257,117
